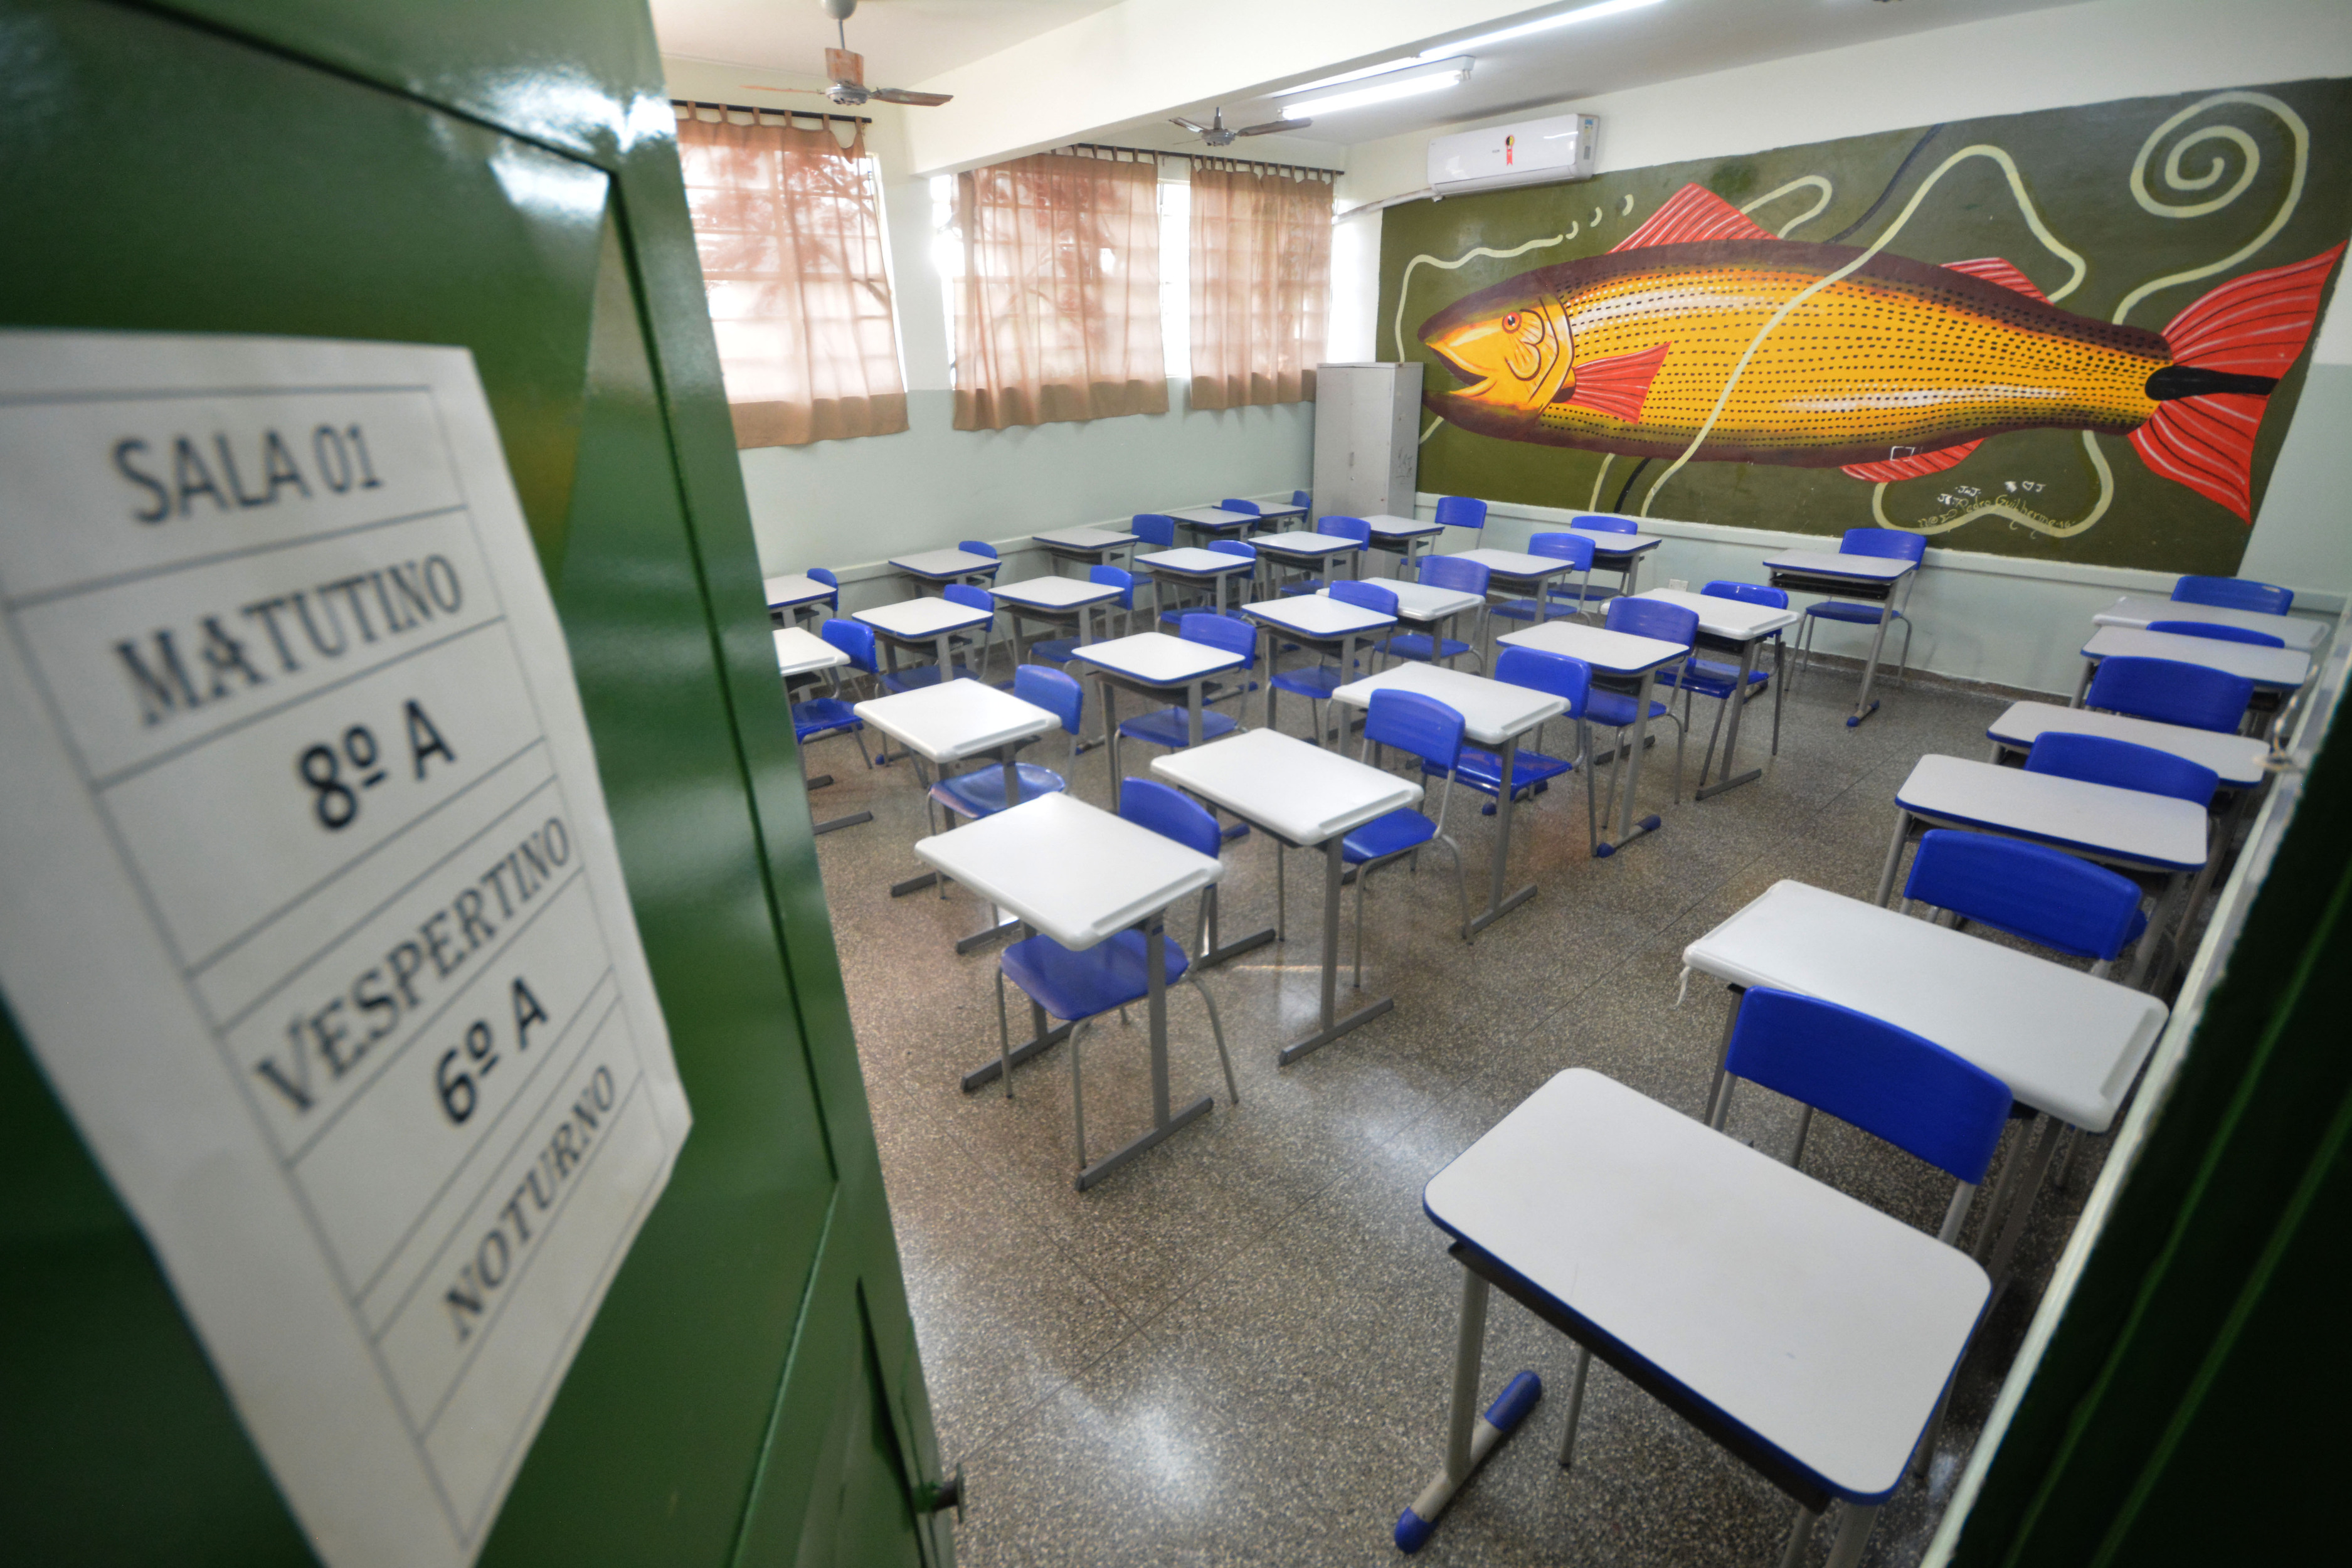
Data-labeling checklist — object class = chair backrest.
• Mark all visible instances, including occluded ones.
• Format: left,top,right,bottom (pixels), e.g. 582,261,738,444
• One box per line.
1179,610,1257,667
808,566,840,591
1291,489,1311,507
1433,495,1487,532
1089,564,1136,606
958,539,999,559
2147,618,2286,649
1118,777,1223,859
1219,498,1261,515
2085,654,2254,734
1318,515,1372,546
1132,513,1179,548
942,583,992,614
1419,553,1490,596
1904,829,2146,962
1526,531,1596,569
1209,539,1257,561
1493,647,1591,717
1570,513,1638,534
2025,731,2220,806
1839,526,1928,563
818,617,877,673
1726,989,2011,1185
1703,580,1789,609
1364,689,1466,770
1329,579,1400,617
1013,663,1084,736
2173,574,2292,615
1604,595,1698,647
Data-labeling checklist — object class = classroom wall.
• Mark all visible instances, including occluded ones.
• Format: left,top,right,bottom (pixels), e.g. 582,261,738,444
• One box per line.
1332,0,2352,692
660,56,1314,611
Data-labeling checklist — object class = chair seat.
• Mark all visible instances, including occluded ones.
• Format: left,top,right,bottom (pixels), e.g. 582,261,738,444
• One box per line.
1486,596,1557,624
1656,657,1770,699
1585,690,1673,727
1027,637,1081,665
1270,664,1355,700
1000,928,1190,1022
790,697,861,741
1342,807,1438,864
1434,746,1576,800
878,664,975,693
1377,632,1475,663
928,763,1069,820
1804,601,1907,625
1276,577,1337,596
1118,707,1241,750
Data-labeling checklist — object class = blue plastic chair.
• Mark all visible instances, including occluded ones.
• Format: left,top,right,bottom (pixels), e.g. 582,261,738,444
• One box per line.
787,617,878,773
990,779,1237,1140
1133,513,1179,549
1658,581,1789,788
805,566,843,617
1345,691,1474,975
2025,732,2220,807
1902,829,2148,978
1116,612,1256,758
941,581,1000,682
1377,555,1490,669
1587,597,1693,815
1292,489,1311,509
1022,566,1131,667
928,665,1081,829
1433,495,1486,541
1277,515,1372,596
1489,532,1597,626
2084,655,2253,734
2147,618,2286,649
1570,513,1638,534
1794,527,1926,687
1271,579,1396,744
1219,498,1261,516
1710,988,2012,1245
2172,575,2292,615
1435,647,1599,853
1209,538,1261,605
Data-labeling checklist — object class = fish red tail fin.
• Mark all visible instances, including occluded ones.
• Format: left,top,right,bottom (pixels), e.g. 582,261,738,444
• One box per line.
2131,242,2345,521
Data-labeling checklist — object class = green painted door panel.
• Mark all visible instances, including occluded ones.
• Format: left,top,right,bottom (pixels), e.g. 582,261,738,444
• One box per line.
0,3,945,1563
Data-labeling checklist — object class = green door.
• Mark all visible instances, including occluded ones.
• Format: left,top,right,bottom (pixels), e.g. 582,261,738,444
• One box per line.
0,3,947,1563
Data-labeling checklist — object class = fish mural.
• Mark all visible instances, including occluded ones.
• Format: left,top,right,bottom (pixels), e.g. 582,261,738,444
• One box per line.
1417,183,2344,522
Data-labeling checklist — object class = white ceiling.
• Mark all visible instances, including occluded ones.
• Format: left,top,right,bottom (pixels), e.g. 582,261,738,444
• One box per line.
1108,0,2085,161
649,0,1125,87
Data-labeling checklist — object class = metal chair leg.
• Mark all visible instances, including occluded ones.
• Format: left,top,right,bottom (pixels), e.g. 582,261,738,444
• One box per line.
1070,1018,1089,1170
1353,860,1370,988
1187,975,1239,1106
994,968,1014,1100
1438,833,1472,943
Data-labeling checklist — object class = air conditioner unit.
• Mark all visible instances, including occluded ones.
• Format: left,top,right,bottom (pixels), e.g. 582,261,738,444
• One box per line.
1428,112,1597,196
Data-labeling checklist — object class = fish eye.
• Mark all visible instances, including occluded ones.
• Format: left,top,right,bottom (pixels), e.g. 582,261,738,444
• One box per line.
1502,312,1520,331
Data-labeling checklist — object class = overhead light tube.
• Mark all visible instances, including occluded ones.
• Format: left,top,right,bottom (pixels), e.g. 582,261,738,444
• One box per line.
1285,59,1471,120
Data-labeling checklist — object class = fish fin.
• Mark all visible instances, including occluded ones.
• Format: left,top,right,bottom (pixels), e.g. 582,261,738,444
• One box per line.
2159,241,2346,378
1840,441,1983,483
1942,257,2049,302
1610,184,1775,252
1556,344,1671,421
2132,242,2348,521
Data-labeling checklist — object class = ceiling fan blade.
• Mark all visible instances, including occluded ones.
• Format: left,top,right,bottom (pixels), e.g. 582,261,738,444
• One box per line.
824,47,866,88
1170,117,1211,134
1239,118,1311,136
739,84,830,95
871,87,953,106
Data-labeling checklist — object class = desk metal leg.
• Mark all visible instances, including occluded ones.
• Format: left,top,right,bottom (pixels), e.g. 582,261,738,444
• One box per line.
1101,675,1123,807
1279,835,1396,1064
1848,598,1892,726
1393,1268,1542,1553
1468,733,1537,935
1982,1114,2064,1282
1875,808,1913,906
2125,871,2190,990
1823,1503,1882,1568
1696,636,1767,800
2070,657,2095,709
1597,669,1664,856
961,1015,1075,1093
1076,914,1214,1190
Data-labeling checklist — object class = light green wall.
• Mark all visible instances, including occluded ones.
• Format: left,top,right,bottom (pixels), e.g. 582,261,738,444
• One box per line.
2242,364,2352,596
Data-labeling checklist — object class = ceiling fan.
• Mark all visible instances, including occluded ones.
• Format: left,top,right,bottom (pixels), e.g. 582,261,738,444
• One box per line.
1170,105,1312,146
816,0,951,108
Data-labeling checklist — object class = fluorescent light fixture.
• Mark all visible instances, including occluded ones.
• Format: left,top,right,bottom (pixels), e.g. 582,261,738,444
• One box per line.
1279,0,1665,100
1286,60,1470,120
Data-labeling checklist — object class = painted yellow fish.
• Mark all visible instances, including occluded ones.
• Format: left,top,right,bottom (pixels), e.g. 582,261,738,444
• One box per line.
1419,183,2343,520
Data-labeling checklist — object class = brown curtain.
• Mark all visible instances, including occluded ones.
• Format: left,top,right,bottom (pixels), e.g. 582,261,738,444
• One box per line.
675,109,908,448
953,152,1168,432
1188,166,1333,410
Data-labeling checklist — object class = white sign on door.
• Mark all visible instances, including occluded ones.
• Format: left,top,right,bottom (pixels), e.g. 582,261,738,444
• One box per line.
0,331,693,1567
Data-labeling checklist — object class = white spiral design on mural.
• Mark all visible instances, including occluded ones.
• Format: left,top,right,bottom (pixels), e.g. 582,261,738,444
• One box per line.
2112,90,2307,326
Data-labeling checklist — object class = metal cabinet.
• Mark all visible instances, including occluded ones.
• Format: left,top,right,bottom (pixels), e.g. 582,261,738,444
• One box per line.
1310,362,1425,523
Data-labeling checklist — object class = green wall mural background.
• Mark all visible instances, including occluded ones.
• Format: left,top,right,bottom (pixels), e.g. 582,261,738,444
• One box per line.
1379,77,2352,573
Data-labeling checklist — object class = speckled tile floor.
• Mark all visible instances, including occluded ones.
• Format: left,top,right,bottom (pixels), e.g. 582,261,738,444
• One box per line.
801,633,2109,1568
